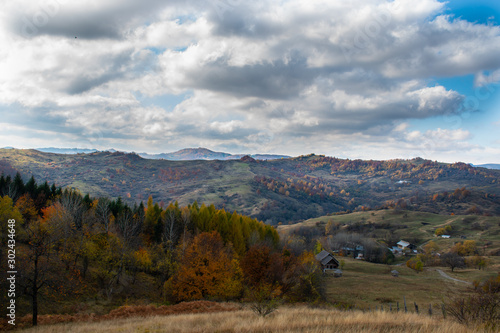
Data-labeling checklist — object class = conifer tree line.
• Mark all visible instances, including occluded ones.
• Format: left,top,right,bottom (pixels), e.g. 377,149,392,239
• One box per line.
0,173,322,326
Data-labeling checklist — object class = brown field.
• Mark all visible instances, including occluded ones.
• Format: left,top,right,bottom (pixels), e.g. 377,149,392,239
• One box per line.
18,306,484,333
0,301,239,331
322,256,500,309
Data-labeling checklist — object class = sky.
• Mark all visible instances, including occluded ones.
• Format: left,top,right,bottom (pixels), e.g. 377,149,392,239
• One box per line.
1,0,500,164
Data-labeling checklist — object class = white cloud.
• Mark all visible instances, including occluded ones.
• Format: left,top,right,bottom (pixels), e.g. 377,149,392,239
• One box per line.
0,0,499,163
475,70,500,87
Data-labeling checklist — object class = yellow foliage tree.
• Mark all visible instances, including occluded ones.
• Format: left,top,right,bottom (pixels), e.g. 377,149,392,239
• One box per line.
167,231,242,302
435,227,446,236
452,240,477,256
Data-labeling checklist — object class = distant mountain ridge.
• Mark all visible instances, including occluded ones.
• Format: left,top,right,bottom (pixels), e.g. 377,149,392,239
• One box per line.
35,147,102,154
138,148,290,160
29,147,290,161
474,164,500,170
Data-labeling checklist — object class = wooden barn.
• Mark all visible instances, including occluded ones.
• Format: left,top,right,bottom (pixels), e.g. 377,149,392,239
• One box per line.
315,250,340,271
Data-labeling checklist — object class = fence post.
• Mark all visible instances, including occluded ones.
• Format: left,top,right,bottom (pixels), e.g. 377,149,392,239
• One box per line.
414,302,419,314
389,303,392,312
404,296,407,313
397,302,399,312
441,304,446,319
428,304,432,317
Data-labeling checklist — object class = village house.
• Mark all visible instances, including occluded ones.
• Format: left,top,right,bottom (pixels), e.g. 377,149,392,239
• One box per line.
397,240,417,250
396,240,418,254
333,245,364,258
389,246,403,256
315,250,340,271
397,240,410,249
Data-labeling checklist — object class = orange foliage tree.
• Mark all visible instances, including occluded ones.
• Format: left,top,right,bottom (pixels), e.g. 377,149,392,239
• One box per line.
166,231,242,302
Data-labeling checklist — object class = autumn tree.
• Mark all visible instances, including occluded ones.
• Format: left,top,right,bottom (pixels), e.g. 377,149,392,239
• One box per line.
58,189,85,230
166,231,242,302
14,194,38,223
228,211,245,256
248,283,282,317
18,206,82,326
467,255,490,270
42,202,79,271
451,240,478,256
441,252,466,272
241,244,283,288
147,243,178,293
288,251,324,302
85,232,125,300
435,228,446,236
406,256,424,273
179,206,191,250
112,206,143,283
161,205,179,250
144,196,162,243
92,197,112,233
0,196,23,317
420,241,440,266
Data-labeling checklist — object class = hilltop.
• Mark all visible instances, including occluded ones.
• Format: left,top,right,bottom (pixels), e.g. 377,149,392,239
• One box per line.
474,164,500,170
20,147,290,161
137,147,290,160
0,149,499,224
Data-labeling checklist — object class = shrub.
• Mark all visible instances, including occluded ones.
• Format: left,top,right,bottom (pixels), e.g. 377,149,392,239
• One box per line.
447,274,500,330
247,284,282,317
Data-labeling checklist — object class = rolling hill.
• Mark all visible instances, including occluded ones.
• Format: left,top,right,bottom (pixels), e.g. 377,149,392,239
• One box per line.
137,147,290,160
26,147,290,161
0,149,499,224
279,209,500,254
474,164,500,170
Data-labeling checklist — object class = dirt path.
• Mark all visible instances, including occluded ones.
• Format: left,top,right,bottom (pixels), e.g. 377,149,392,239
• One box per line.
418,217,455,238
436,269,472,285
434,218,457,229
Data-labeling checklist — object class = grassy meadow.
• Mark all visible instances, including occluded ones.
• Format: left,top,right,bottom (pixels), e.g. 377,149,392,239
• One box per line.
321,256,500,309
278,209,500,309
18,306,484,333
279,209,500,254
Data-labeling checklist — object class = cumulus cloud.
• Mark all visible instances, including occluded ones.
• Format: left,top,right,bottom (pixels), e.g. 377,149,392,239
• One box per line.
0,0,499,162
475,70,500,87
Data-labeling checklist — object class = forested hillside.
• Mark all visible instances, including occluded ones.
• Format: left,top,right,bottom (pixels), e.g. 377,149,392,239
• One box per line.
1,149,499,225
0,174,324,327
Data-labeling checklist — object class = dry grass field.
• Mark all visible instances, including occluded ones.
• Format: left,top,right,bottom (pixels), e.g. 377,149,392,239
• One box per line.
321,256,500,309
19,306,483,333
